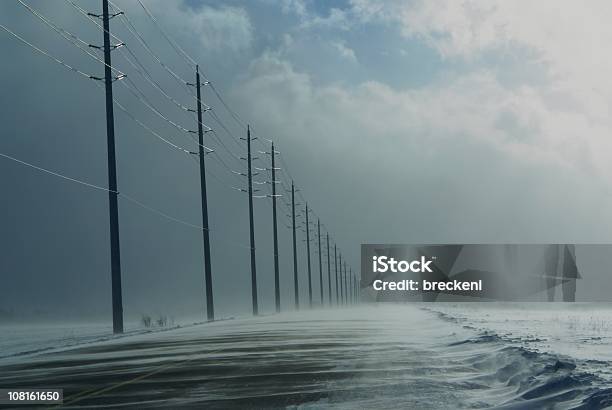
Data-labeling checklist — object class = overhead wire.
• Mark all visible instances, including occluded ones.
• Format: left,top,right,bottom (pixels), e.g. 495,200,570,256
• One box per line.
135,0,196,68
17,0,125,78
109,4,247,184
31,0,223,159
109,1,193,95
91,81,199,156
0,23,96,80
12,0,343,260
0,151,113,193
14,0,212,155
109,2,305,203
0,150,253,249
107,1,242,166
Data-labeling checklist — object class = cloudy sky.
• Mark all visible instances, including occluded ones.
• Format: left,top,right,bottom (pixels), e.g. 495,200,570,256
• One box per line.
2,0,612,321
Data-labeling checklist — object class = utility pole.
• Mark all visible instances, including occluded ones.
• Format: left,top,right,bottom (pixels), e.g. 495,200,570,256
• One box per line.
339,253,343,305
349,268,352,304
102,0,123,334
343,262,348,305
353,269,356,305
326,233,331,305
317,219,323,305
247,125,258,315
351,268,355,304
305,204,312,307
270,142,280,313
334,245,339,305
347,264,350,304
342,260,348,305
194,65,214,321
292,181,299,310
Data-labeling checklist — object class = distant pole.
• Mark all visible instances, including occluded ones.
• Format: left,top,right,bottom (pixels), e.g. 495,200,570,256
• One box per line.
195,65,214,321
102,0,123,334
270,142,280,313
353,269,355,304
343,261,348,305
327,233,331,305
344,261,348,305
247,125,258,315
349,268,353,304
352,269,356,304
334,245,339,305
305,204,312,307
353,269,356,304
317,219,323,305
292,181,299,309
339,253,344,305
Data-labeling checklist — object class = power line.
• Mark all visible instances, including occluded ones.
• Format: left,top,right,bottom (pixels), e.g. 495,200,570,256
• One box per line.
14,1,214,159
118,77,197,136
0,150,254,250
67,0,315,243
18,0,224,170
17,0,126,78
109,1,192,94
92,81,206,156
57,0,221,159
64,0,123,44
120,193,205,230
136,0,197,68
0,23,96,80
0,151,112,192
113,0,311,223
117,44,194,113
8,0,354,315
208,110,244,151
208,82,248,130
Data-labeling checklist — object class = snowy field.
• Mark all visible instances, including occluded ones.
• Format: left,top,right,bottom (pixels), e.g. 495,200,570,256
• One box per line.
429,303,612,363
0,304,611,408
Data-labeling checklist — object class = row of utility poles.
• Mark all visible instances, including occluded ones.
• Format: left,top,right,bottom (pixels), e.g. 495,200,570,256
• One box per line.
98,0,359,334
238,133,360,316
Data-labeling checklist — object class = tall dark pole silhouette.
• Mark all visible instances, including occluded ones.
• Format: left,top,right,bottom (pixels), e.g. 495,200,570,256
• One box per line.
348,265,351,304
292,181,299,309
347,267,353,304
353,269,355,304
339,253,343,305
342,261,346,305
102,0,123,334
305,204,312,307
317,219,323,305
247,125,258,316
343,262,348,305
327,233,332,305
270,142,280,313
334,245,339,305
351,268,355,304
195,65,214,321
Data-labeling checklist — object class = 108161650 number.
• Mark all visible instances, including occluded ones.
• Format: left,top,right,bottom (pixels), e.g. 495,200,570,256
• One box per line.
0,389,63,404
8,391,59,401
